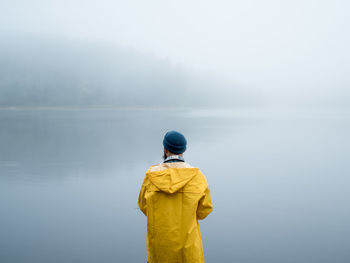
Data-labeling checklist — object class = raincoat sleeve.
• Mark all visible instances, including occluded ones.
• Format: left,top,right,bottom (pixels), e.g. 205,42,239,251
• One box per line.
138,176,148,216
197,187,213,220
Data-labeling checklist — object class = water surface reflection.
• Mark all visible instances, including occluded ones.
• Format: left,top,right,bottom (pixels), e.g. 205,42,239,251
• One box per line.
0,109,349,263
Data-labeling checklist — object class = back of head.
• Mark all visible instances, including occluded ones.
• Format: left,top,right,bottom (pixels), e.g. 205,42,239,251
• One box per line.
163,130,187,154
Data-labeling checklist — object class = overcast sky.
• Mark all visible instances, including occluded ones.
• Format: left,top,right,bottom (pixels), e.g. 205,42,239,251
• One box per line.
1,0,349,108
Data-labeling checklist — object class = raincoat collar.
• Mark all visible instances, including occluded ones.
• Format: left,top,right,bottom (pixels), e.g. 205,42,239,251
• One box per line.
163,155,185,163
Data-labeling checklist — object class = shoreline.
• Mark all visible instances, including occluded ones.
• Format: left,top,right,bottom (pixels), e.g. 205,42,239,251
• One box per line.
0,106,194,111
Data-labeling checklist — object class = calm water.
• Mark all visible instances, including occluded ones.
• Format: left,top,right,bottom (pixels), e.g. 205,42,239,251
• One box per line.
0,108,349,263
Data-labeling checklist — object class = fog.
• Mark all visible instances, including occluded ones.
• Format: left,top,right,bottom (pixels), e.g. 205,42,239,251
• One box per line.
1,0,350,108
1,1,350,263
0,36,257,108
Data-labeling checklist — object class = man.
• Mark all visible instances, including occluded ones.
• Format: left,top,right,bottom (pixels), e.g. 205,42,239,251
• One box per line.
138,130,213,263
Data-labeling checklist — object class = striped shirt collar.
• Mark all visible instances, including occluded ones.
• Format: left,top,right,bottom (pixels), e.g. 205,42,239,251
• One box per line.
163,155,185,163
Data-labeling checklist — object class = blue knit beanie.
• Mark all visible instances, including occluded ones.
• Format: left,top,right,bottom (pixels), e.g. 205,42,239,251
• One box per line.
163,130,187,154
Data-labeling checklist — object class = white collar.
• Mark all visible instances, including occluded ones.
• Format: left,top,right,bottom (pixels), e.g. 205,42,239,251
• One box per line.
163,155,185,163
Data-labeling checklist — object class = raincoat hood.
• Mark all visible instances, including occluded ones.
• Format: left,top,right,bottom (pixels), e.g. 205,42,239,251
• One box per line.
146,165,199,194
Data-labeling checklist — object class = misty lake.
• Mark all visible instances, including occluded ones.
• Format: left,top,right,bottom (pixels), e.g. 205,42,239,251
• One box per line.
0,108,349,263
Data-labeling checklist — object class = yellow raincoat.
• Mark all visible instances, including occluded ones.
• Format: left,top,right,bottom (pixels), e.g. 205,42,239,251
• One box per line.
138,162,213,263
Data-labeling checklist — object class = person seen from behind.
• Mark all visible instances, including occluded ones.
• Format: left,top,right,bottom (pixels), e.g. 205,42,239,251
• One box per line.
138,130,213,263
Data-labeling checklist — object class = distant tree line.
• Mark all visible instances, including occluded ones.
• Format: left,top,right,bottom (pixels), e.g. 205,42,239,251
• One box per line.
0,36,255,108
